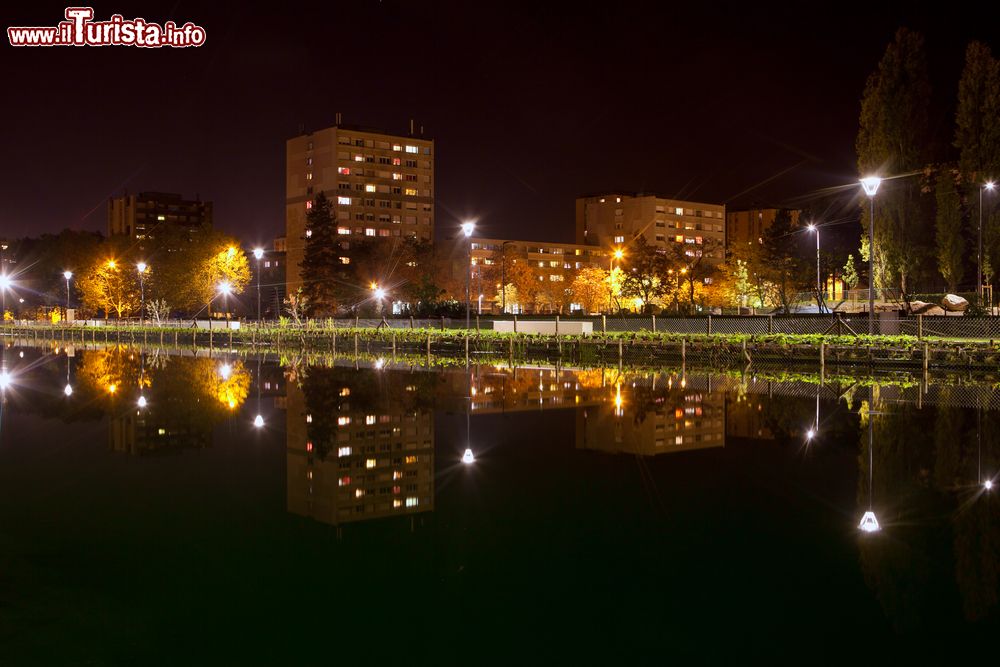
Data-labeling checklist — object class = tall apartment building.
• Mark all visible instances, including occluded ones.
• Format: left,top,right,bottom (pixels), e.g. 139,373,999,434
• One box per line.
726,207,801,247
107,191,213,243
254,236,287,319
285,123,434,293
575,193,726,263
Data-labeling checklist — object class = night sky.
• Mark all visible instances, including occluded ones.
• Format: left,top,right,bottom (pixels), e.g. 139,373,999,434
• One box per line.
3,1,998,245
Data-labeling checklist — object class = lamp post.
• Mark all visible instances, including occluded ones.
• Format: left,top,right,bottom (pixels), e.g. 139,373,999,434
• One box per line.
253,247,264,322
609,247,624,313
807,224,823,313
219,281,232,330
980,182,995,306
0,274,10,319
861,177,882,335
461,221,475,329
63,271,72,315
136,262,147,325
500,241,514,314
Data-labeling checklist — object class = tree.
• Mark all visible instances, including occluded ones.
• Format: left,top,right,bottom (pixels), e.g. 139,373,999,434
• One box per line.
284,287,309,325
843,253,860,291
934,167,965,291
955,41,1000,185
620,236,668,313
570,267,611,313
299,193,340,316
194,242,251,315
78,258,139,318
507,259,541,313
760,209,805,313
856,27,932,303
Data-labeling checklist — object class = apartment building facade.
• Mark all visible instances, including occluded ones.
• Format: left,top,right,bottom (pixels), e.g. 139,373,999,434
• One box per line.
726,207,801,247
285,124,434,292
575,193,726,264
107,191,213,244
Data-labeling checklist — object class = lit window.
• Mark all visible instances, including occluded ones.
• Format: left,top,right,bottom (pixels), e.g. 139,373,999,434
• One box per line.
392,157,401,166
393,144,402,151
392,172,402,180
405,455,418,464
306,172,313,180
306,414,312,423
365,228,376,237
695,236,703,244
354,154,364,162
305,229,312,238
337,227,350,235
614,235,624,244
339,257,350,264
337,196,351,205
378,229,390,237
393,471,403,480
338,416,351,426
365,415,376,425
340,388,351,397
393,499,402,508
355,489,364,498
157,215,166,221
365,458,377,469
675,235,684,243
675,207,684,215
264,260,271,268
365,184,376,192
306,442,313,452
338,446,351,457
404,188,417,196
338,476,351,487
338,166,351,175
406,497,418,507
305,201,313,210
405,145,418,154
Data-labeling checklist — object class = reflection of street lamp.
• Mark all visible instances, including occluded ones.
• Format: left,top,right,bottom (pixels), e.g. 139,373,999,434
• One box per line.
461,221,475,329
137,262,147,325
63,271,73,314
858,401,880,533
253,247,264,322
979,182,995,305
137,395,147,409
860,176,881,335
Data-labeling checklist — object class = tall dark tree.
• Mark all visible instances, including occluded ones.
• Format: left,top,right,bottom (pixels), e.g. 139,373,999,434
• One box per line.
934,167,964,292
761,209,804,313
298,193,339,316
955,41,1000,185
856,27,932,302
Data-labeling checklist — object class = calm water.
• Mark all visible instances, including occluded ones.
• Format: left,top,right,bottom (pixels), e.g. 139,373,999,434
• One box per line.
0,344,998,663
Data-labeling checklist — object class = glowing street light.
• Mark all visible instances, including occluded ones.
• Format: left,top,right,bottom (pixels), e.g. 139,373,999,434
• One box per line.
253,247,264,322
254,414,265,428
462,448,475,464
806,223,824,313
805,428,816,441
63,383,73,397
218,281,233,329
985,479,994,491
137,395,147,408
374,287,386,301
608,248,625,313
137,262,148,325
858,511,881,533
461,221,475,330
0,371,11,390
63,270,73,314
860,176,882,335
979,182,996,306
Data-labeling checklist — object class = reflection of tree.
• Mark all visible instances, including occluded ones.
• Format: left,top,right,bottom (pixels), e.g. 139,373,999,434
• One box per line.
76,346,148,397
953,494,999,620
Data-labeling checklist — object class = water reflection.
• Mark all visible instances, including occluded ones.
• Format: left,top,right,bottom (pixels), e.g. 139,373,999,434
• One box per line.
1,342,999,635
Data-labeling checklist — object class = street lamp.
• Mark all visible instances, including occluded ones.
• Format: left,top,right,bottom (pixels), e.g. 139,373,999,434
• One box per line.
609,247,624,313
218,281,232,330
807,223,823,313
461,221,475,329
860,176,882,335
253,247,264,322
0,274,11,319
137,262,147,325
63,271,72,315
980,182,995,306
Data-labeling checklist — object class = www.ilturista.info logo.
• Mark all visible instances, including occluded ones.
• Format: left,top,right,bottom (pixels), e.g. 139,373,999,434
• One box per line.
8,7,206,48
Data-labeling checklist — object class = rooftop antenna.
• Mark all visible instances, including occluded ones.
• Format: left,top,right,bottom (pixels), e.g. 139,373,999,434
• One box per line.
336,112,342,125
410,118,414,135
420,125,424,136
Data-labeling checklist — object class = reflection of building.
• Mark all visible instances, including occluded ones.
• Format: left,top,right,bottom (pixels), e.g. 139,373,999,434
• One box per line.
109,404,211,455
575,193,726,263
286,376,434,527
438,367,608,412
725,396,774,440
108,191,213,244
576,381,726,456
725,207,801,247
285,122,435,293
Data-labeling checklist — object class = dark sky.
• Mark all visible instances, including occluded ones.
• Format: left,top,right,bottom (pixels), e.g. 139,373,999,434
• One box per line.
2,1,997,244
